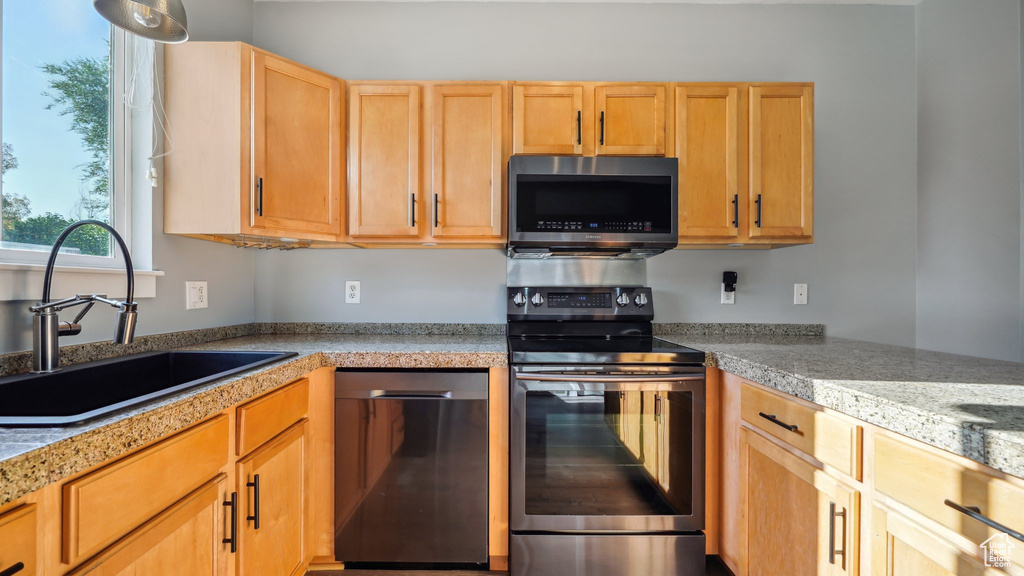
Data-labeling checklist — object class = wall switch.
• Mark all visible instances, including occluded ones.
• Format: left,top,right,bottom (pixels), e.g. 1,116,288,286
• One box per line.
721,284,735,305
186,281,208,310
345,281,360,304
794,283,808,305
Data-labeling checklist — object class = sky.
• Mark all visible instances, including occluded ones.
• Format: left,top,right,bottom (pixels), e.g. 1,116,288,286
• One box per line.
2,0,111,218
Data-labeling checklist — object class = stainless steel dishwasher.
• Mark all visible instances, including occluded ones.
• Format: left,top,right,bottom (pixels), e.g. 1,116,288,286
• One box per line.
334,369,489,568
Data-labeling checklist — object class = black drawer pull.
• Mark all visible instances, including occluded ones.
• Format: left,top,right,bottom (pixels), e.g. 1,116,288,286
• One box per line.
755,193,762,227
576,110,581,145
257,177,264,217
247,473,261,529
732,194,739,227
599,111,605,146
945,499,1024,542
0,563,25,576
434,194,439,228
223,492,238,553
758,412,798,432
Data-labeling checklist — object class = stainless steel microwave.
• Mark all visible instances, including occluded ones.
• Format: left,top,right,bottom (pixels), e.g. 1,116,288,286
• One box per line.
507,156,679,259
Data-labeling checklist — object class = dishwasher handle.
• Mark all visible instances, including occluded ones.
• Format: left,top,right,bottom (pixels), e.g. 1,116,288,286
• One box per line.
371,390,453,399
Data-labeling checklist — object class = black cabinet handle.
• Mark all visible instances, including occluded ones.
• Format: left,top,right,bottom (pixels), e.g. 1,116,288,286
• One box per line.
410,193,416,227
758,412,798,432
223,492,238,553
256,177,264,217
576,111,582,145
732,194,739,227
246,474,261,530
945,499,1024,542
0,563,25,576
599,111,605,146
829,501,846,566
433,194,439,228
755,193,762,227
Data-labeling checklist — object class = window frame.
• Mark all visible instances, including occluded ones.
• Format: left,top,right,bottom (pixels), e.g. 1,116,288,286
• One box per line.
0,11,132,270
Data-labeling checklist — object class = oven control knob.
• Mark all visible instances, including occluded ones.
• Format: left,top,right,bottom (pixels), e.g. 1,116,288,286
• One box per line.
616,293,630,307
531,293,545,307
634,293,649,308
512,292,526,307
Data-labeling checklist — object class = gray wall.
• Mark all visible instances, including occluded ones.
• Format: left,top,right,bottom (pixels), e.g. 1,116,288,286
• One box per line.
916,0,1022,361
0,0,256,355
252,2,920,347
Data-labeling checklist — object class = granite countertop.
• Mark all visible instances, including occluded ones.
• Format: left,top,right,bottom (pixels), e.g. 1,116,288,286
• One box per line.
0,332,507,506
658,333,1024,478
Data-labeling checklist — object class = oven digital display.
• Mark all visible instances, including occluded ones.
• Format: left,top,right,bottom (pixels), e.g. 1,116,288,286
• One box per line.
548,292,612,308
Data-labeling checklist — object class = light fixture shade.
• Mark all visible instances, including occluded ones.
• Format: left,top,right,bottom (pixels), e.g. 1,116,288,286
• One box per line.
93,0,189,44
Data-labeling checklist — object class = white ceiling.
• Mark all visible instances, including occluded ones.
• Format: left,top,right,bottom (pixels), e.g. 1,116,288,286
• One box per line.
256,0,919,4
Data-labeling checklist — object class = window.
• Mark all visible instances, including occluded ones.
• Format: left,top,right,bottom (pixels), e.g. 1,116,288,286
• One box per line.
0,0,130,268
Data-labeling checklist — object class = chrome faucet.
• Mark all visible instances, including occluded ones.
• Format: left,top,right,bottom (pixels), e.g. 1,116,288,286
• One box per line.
28,220,138,373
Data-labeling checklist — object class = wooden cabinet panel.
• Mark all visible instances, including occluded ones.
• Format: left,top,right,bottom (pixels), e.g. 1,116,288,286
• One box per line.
237,378,309,457
62,416,229,566
871,506,1007,576
676,85,741,239
349,85,422,237
595,85,666,156
749,85,813,239
512,85,584,155
431,84,504,238
741,381,862,479
252,52,344,237
67,477,229,576
238,421,307,576
0,505,37,576
742,429,859,576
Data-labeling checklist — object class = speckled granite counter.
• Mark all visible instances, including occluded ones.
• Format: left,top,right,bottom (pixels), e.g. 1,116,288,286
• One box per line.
658,334,1024,478
0,333,507,506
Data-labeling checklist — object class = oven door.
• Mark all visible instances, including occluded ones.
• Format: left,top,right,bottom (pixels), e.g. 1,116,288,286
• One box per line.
510,365,705,533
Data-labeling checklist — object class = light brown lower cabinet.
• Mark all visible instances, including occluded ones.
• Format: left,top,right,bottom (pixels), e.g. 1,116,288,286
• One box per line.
0,504,37,575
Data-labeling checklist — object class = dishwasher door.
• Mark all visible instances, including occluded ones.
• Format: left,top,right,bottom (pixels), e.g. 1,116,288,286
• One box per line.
334,369,489,567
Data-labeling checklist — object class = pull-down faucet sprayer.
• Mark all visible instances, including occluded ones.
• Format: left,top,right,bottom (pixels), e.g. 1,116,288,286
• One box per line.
28,220,138,373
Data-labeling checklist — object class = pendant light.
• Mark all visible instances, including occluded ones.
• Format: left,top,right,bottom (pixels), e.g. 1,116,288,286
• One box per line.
93,0,189,44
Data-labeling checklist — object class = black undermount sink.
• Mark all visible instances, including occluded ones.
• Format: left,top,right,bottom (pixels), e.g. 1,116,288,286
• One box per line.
0,350,298,427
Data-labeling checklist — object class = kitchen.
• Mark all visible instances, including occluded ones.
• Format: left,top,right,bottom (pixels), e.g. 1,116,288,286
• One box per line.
0,0,1022,574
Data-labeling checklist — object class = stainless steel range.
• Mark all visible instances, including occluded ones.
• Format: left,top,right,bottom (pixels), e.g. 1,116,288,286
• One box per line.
507,285,706,576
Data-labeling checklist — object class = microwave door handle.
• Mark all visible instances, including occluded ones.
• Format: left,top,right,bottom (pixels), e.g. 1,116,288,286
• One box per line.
515,374,703,383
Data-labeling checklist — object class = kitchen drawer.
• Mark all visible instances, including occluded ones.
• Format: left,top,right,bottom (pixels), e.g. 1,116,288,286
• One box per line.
237,378,309,456
740,381,862,479
875,431,1024,568
63,415,229,566
0,504,37,575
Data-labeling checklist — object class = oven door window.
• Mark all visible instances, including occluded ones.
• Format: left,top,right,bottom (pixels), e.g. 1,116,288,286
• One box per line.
524,389,693,516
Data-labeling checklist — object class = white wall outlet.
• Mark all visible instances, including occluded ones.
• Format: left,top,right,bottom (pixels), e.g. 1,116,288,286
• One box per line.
345,281,360,304
186,281,208,310
794,283,808,305
721,284,735,305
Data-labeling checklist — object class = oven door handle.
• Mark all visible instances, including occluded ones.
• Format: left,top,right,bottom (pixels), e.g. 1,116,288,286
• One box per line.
514,373,703,383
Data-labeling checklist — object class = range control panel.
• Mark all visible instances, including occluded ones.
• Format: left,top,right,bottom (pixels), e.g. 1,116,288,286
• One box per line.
507,286,654,321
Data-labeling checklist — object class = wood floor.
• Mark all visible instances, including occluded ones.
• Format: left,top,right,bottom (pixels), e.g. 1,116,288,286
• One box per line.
308,555,735,575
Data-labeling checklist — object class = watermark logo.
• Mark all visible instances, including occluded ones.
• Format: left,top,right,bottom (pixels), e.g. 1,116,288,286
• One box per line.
981,533,1014,568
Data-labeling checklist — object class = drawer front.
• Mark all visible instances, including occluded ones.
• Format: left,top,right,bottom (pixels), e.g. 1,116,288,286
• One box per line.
0,504,37,575
63,415,229,565
237,378,309,456
875,432,1024,568
740,382,862,478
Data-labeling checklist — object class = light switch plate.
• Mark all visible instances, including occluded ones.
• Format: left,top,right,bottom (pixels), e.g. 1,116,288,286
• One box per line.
794,283,808,305
345,281,360,304
186,281,208,310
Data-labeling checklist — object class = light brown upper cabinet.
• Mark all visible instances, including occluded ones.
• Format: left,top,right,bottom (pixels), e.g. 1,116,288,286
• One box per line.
513,83,666,157
674,83,813,247
748,85,814,240
164,42,345,243
348,82,507,244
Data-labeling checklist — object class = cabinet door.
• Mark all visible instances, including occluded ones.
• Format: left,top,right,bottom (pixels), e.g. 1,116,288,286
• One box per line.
238,421,307,576
252,51,344,238
431,84,505,239
512,85,584,155
595,85,666,156
349,85,422,237
742,428,858,576
748,85,813,239
871,506,1009,576
0,505,36,576
68,477,229,576
676,85,741,240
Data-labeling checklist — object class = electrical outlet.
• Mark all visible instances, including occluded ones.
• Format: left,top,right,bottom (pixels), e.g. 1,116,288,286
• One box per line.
794,283,808,305
721,284,735,305
345,281,360,304
186,281,208,310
